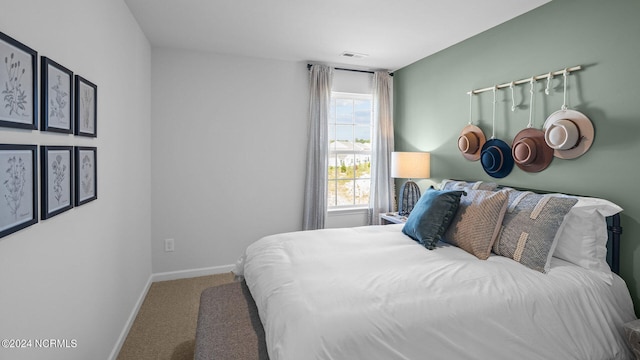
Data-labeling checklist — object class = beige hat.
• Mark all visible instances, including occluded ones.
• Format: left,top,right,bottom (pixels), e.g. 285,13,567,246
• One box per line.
543,109,594,159
458,124,486,161
511,128,554,172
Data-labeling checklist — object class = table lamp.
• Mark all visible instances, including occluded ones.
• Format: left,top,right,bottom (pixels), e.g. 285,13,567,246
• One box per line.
391,151,431,216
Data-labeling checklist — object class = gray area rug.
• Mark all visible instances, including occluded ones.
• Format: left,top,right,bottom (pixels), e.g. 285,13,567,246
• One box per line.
195,280,269,360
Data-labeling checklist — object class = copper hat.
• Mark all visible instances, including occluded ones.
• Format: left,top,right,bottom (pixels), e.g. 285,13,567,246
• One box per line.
458,124,486,161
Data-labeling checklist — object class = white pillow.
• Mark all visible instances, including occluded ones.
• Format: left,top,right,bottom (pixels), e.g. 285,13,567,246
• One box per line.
552,196,622,285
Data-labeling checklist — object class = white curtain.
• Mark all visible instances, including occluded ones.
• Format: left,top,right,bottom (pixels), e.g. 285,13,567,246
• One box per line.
368,71,395,225
303,65,333,230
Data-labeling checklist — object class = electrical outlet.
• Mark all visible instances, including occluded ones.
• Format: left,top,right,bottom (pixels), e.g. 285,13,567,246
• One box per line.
164,238,175,252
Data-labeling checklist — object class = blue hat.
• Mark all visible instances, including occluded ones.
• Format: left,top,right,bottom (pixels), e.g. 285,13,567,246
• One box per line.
480,139,514,178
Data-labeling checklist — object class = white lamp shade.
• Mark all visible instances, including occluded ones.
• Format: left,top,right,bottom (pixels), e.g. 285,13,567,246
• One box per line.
391,152,430,179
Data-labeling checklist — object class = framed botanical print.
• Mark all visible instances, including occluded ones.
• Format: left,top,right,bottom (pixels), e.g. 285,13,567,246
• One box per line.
0,144,37,239
0,32,37,130
74,75,97,137
41,57,73,133
41,146,73,219
75,146,96,206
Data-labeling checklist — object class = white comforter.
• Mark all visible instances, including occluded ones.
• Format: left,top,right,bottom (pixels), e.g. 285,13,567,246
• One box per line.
236,225,636,360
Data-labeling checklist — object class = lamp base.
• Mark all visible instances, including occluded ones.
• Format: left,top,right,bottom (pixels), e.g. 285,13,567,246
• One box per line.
398,180,421,216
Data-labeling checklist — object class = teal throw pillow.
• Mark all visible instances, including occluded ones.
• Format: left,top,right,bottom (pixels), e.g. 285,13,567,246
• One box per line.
402,188,466,250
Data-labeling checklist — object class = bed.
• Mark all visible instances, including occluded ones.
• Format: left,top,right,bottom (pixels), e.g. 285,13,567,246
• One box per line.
233,181,636,360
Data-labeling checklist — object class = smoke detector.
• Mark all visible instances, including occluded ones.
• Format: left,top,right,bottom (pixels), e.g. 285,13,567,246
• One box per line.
340,51,369,59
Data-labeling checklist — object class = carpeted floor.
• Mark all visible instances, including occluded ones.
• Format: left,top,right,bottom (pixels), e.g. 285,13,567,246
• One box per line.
117,272,236,360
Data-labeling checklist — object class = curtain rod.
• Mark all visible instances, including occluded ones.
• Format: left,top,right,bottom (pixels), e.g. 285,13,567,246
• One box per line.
467,65,582,95
306,64,393,76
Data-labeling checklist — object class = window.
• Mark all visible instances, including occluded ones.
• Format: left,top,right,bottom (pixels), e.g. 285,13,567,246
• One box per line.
328,92,372,209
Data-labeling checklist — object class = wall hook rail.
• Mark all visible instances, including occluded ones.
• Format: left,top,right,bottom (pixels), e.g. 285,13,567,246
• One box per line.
466,65,582,95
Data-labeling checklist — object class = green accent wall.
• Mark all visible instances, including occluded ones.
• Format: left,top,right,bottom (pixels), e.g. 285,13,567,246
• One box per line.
394,0,640,313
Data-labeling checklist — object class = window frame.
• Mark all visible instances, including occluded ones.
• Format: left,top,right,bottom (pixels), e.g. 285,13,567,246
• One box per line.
327,91,373,210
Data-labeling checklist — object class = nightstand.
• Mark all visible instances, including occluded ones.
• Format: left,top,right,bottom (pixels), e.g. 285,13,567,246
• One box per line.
623,319,640,359
379,212,407,225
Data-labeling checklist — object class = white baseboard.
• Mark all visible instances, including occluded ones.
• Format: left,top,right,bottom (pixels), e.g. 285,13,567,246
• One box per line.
151,264,235,282
108,264,235,359
108,274,153,360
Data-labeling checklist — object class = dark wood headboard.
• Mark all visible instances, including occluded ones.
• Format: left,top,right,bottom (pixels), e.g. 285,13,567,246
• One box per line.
607,214,622,274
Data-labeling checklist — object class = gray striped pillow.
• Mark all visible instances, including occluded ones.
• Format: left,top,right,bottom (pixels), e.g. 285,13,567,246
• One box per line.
493,190,577,273
444,189,509,260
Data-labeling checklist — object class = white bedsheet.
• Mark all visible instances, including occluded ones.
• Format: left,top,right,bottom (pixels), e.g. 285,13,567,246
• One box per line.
237,224,636,360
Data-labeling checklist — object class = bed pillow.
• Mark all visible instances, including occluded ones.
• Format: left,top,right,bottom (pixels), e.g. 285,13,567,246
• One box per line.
492,190,577,273
439,179,498,191
552,195,622,284
402,188,465,250
443,189,509,260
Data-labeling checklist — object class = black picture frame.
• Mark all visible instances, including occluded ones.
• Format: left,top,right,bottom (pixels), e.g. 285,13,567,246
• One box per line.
41,57,73,133
0,144,37,239
74,75,97,137
0,32,37,130
75,146,97,206
41,146,73,219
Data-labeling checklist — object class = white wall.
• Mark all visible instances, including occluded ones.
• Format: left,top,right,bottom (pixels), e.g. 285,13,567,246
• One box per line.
151,49,308,273
0,1,152,360
326,208,369,228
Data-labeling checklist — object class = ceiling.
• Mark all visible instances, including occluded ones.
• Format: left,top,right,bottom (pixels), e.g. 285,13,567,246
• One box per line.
124,0,550,72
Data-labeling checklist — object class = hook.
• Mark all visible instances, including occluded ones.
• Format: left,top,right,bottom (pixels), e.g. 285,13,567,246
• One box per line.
528,77,536,128
468,91,473,125
561,69,569,110
529,77,535,94
545,72,552,95
491,86,497,139
510,82,516,111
